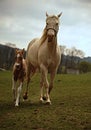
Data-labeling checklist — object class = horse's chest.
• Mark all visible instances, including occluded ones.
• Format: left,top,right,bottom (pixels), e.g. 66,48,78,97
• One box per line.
13,68,25,81
47,56,55,65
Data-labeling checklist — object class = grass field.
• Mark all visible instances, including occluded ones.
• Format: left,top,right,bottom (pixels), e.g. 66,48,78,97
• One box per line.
0,71,91,130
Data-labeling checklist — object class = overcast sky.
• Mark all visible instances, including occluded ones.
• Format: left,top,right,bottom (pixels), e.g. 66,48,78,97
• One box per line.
0,0,91,57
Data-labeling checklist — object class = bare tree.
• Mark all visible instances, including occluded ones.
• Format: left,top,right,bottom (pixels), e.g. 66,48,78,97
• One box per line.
60,45,66,55
76,49,85,58
65,47,85,69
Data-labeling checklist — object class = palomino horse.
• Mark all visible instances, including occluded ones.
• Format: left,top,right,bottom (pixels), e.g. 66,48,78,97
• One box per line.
24,13,62,104
12,48,26,106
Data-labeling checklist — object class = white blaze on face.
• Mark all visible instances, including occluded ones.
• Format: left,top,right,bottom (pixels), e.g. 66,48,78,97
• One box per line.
15,53,21,67
17,53,20,58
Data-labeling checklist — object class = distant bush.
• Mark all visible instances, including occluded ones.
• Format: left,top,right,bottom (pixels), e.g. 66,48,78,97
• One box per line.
79,61,91,73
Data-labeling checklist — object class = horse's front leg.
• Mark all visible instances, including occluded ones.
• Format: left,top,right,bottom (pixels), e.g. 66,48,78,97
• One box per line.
49,71,56,94
12,77,16,102
40,64,51,104
15,82,23,106
40,71,44,102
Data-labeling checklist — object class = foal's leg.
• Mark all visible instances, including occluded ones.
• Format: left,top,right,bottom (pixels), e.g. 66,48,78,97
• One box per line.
12,77,16,102
15,82,23,106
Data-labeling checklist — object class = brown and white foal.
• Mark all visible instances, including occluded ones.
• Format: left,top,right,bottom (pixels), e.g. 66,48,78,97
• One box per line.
12,48,26,106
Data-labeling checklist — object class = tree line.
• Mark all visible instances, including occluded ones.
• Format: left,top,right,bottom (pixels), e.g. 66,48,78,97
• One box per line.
58,46,91,73
0,44,91,73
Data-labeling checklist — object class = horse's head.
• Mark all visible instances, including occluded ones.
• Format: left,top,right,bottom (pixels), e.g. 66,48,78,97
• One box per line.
15,48,25,70
46,12,62,42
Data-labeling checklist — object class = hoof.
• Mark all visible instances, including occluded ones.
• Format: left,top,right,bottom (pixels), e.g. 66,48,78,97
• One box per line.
23,92,28,100
39,99,44,103
15,104,19,107
15,101,20,107
42,96,47,101
45,101,51,105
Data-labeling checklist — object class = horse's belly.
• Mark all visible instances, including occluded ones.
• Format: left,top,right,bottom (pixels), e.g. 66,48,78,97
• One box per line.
27,53,38,67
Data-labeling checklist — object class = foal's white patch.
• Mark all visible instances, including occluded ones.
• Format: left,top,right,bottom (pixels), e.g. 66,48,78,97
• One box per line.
15,63,20,66
15,82,23,106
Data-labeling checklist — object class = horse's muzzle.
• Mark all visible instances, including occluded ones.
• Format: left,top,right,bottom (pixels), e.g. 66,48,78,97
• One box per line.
15,64,21,70
47,29,55,42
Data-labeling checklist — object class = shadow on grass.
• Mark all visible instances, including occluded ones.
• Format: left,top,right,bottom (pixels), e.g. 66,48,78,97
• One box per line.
0,99,52,115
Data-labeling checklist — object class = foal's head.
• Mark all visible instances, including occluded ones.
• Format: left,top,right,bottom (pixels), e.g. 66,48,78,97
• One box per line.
46,12,62,42
15,48,25,70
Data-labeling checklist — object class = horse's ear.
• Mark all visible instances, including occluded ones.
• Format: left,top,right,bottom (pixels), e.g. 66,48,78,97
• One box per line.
57,12,62,18
46,12,49,17
15,48,18,54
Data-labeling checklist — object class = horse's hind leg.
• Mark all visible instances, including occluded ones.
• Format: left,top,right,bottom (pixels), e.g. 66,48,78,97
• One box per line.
15,82,23,106
23,64,31,99
23,64,35,100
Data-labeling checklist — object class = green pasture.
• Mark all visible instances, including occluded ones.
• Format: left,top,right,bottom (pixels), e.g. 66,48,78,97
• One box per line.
0,71,91,130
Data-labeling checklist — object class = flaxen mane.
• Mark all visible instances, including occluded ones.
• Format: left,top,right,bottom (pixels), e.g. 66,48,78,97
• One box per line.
39,27,47,45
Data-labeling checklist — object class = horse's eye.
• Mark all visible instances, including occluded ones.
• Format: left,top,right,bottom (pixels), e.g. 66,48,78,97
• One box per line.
46,22,48,25
56,23,58,26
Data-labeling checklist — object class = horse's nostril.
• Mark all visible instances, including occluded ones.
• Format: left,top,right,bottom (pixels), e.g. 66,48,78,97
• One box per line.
47,33,54,42
48,36,53,42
